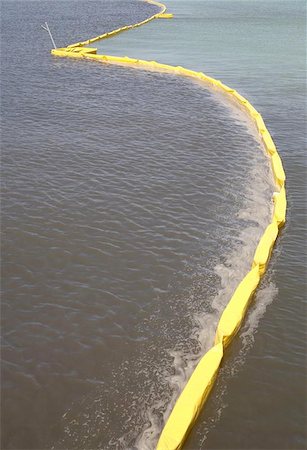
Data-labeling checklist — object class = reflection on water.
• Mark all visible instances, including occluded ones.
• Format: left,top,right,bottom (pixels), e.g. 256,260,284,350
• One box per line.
1,1,306,450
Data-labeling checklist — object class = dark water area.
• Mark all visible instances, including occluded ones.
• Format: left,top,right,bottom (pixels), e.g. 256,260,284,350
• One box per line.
2,0,159,49
96,1,306,448
1,1,306,450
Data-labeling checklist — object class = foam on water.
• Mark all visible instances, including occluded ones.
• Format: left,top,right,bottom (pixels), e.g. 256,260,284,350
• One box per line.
3,1,305,449
195,280,279,446
49,76,277,449
115,97,276,449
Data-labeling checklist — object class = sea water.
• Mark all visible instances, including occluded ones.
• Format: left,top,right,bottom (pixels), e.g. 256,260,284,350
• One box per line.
1,1,306,449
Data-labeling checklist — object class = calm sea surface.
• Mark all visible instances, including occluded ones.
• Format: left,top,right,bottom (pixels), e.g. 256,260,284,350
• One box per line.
1,1,306,449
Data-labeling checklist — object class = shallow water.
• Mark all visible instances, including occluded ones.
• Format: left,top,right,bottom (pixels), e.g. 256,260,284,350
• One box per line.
1,1,306,449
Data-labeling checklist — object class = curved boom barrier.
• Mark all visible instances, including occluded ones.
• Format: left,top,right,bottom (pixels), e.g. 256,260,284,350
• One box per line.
50,1,287,449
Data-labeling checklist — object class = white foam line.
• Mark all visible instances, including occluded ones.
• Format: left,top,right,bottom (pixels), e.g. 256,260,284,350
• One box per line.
133,103,276,450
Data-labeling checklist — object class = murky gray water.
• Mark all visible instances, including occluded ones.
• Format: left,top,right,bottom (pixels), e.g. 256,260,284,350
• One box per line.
1,1,306,449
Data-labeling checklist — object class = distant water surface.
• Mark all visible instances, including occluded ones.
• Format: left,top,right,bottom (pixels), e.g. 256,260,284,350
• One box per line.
1,1,306,450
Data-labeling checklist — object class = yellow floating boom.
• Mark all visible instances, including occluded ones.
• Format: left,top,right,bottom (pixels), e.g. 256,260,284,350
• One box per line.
50,1,286,449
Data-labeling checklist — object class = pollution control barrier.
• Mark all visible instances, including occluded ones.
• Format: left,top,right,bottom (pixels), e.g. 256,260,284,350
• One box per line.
50,1,287,449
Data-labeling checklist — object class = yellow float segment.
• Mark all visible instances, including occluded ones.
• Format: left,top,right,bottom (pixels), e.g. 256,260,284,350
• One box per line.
156,344,224,450
254,113,267,133
273,186,287,228
219,83,235,93
261,129,277,155
232,91,248,105
244,101,260,118
214,266,261,348
158,13,174,18
253,221,279,275
271,152,286,188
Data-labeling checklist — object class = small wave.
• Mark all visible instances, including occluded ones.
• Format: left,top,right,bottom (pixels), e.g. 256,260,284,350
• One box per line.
54,85,277,450
133,102,275,450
